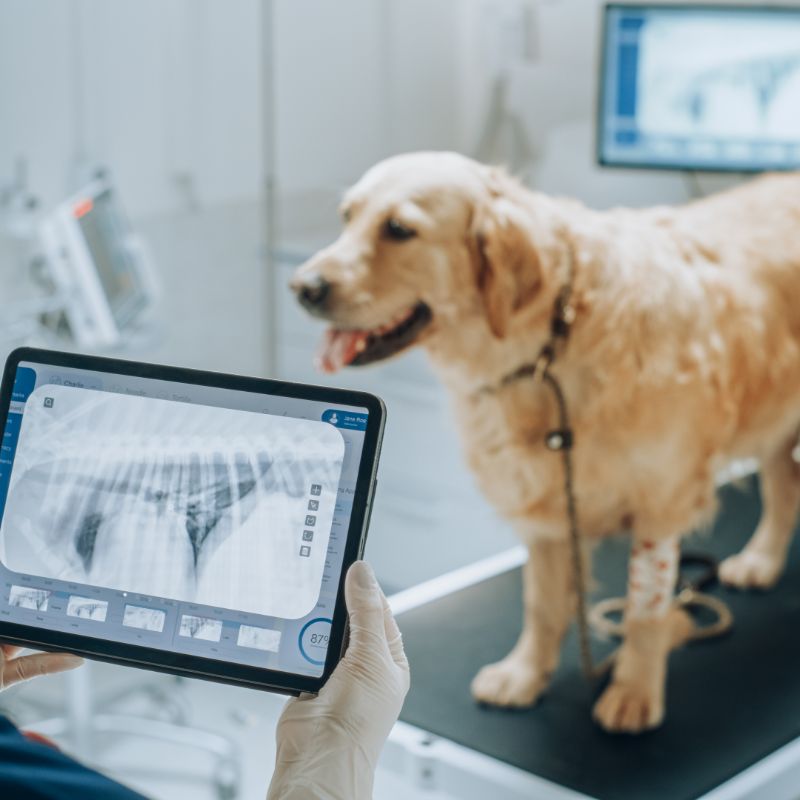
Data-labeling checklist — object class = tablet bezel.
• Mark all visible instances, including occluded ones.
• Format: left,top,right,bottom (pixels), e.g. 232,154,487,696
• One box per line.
0,347,385,695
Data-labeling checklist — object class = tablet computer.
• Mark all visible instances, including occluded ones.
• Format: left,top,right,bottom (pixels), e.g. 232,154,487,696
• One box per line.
0,347,385,695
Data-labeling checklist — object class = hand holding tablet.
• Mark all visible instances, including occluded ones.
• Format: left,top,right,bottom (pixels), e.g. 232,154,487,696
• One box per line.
0,348,385,695
269,561,409,799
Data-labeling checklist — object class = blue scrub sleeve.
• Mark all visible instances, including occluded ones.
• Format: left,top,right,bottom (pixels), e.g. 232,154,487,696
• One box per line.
0,714,148,799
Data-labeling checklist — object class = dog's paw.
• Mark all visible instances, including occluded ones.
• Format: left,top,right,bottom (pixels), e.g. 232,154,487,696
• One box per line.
470,657,549,708
719,550,784,590
592,682,664,733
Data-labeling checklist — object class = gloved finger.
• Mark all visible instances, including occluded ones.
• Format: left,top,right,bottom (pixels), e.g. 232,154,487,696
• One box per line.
290,692,319,705
380,591,408,669
2,652,83,687
344,561,387,648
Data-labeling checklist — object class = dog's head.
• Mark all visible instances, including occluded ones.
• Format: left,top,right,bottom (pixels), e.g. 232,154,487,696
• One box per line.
291,151,545,372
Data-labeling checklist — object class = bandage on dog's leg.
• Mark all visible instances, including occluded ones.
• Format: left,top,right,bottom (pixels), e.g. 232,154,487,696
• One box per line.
626,538,679,620
593,535,679,733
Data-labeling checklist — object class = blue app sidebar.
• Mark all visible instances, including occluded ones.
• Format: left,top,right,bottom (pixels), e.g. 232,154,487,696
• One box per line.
0,367,36,519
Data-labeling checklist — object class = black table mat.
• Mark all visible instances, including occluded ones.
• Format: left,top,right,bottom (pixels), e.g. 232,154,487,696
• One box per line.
398,477,800,800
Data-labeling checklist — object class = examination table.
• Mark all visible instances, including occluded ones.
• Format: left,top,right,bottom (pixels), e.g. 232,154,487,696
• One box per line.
384,477,800,800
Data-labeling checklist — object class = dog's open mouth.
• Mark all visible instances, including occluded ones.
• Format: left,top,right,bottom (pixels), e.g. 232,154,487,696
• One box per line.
317,302,432,373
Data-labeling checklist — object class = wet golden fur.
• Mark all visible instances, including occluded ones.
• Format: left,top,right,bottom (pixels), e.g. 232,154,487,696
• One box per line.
293,152,800,731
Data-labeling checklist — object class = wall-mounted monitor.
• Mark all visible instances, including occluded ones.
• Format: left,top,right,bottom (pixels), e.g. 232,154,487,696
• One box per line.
598,4,800,172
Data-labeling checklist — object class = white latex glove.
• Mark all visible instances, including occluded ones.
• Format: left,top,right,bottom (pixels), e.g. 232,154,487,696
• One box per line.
0,645,83,690
267,561,410,800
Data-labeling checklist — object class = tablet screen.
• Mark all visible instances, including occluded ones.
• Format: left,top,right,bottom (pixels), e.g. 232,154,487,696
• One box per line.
0,360,370,678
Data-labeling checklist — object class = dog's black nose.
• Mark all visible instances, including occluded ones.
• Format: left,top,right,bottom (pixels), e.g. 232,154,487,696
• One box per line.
296,275,331,310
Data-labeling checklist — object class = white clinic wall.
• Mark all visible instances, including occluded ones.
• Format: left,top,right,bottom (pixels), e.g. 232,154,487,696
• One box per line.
272,0,462,239
0,0,263,217
78,0,263,215
0,0,266,375
0,3,76,211
273,0,459,193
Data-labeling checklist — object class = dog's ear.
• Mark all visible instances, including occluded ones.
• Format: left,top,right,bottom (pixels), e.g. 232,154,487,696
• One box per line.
470,181,541,339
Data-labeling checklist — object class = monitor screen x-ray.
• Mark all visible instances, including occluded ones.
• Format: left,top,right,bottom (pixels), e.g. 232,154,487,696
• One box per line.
0,349,384,694
598,4,800,172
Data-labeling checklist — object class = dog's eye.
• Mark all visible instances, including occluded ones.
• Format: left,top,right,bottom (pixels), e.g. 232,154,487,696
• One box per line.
341,208,352,224
384,218,416,241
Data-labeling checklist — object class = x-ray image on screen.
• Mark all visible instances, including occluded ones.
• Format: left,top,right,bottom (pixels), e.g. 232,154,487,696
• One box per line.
0,385,345,620
8,585,50,611
66,595,109,622
179,614,222,642
123,604,166,632
237,624,282,652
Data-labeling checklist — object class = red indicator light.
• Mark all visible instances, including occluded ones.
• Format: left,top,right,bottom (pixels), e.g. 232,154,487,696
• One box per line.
73,198,93,218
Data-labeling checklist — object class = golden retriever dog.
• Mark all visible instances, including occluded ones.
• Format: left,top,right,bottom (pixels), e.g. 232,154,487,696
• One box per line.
290,152,800,733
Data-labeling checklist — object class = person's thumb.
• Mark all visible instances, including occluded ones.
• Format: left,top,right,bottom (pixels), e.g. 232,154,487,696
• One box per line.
344,561,385,648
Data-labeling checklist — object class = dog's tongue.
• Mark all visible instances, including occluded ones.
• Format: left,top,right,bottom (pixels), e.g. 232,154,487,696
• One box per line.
317,329,368,373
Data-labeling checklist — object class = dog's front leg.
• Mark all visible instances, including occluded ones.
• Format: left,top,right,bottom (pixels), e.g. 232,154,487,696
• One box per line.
471,537,575,707
593,536,679,733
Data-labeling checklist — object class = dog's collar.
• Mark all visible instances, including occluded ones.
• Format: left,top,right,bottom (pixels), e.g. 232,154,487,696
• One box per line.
473,244,577,398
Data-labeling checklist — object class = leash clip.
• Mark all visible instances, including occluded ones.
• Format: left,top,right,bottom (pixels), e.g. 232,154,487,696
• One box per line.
532,345,555,382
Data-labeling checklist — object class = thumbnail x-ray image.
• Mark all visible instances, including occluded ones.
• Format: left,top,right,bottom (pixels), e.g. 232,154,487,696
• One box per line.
123,605,166,632
66,595,108,621
179,614,222,642
237,624,281,652
8,585,50,611
638,15,800,140
0,385,345,619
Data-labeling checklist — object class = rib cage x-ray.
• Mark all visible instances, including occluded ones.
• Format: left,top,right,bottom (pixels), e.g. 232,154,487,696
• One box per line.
0,385,345,619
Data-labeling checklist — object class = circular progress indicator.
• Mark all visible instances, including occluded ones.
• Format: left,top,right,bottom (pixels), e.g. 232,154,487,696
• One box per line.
299,617,332,666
